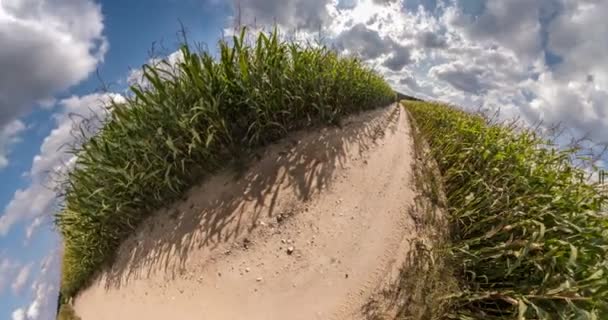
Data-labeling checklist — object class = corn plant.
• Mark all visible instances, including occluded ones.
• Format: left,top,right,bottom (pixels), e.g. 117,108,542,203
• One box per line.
405,101,608,319
56,28,395,298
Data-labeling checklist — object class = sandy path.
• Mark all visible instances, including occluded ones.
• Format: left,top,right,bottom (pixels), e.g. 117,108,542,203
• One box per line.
74,104,418,320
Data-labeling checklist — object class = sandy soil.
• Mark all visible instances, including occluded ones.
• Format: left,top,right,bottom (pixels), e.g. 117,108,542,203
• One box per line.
74,104,420,320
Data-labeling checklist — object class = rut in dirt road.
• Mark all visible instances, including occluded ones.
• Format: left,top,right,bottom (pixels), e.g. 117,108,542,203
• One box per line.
74,104,421,320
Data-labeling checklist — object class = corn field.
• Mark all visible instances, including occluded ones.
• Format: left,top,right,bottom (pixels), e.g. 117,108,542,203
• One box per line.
55,28,395,298
406,101,608,319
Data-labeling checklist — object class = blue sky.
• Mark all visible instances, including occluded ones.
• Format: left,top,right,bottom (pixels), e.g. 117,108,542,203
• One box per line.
1,0,607,319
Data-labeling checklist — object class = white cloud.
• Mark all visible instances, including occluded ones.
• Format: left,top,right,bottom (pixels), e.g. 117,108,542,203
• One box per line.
26,299,40,320
127,50,185,88
0,120,26,169
233,0,332,30
0,184,58,237
528,71,608,143
430,61,490,95
383,45,412,71
334,23,399,59
0,93,124,236
0,257,19,294
27,250,60,320
11,308,25,320
11,262,33,294
443,0,557,60
25,217,44,242
547,1,608,87
10,249,61,320
0,0,107,138
428,0,608,132
416,30,447,49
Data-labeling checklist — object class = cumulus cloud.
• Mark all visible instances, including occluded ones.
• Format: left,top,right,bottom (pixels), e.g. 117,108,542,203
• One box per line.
337,0,358,10
334,23,393,59
528,72,608,143
234,0,331,30
416,31,447,49
382,44,412,71
0,0,106,170
436,0,608,145
0,258,19,294
11,277,54,320
397,72,439,99
0,93,124,236
0,120,26,169
0,184,59,237
11,263,32,294
333,22,413,71
0,0,106,125
26,299,40,319
10,249,60,320
25,217,44,242
547,1,608,86
11,309,25,320
127,50,185,87
444,0,554,60
430,62,492,95
399,75,420,90
372,0,399,5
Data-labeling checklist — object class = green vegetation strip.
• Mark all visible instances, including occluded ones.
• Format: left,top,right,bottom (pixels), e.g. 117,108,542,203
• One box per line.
406,101,608,319
56,28,395,298
57,304,80,320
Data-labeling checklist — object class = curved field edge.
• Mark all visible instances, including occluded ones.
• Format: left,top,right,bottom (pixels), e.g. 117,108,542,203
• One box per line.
403,101,608,319
55,28,396,299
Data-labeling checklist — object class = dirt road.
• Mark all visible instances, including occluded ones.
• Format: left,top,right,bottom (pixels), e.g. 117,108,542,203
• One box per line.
74,104,419,320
